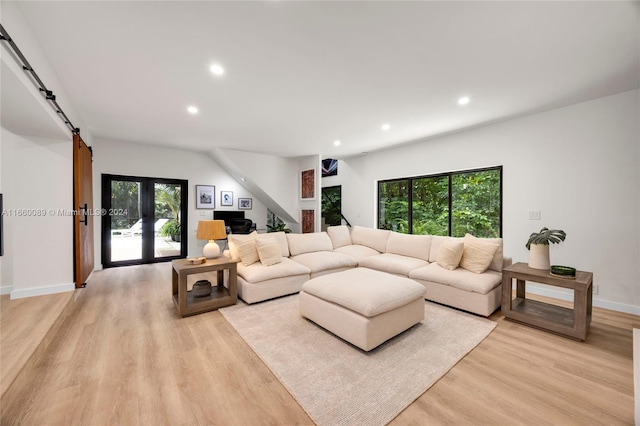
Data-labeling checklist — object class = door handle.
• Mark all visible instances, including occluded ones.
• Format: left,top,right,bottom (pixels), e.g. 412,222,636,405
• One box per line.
79,203,88,225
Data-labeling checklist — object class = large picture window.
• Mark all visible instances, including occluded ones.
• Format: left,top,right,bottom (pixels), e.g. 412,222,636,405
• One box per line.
378,166,502,237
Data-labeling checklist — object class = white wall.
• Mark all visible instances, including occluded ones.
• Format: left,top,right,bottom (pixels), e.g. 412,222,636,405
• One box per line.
1,1,89,144
210,148,300,224
92,139,268,268
210,149,322,233
0,127,75,298
0,0,90,298
332,90,640,314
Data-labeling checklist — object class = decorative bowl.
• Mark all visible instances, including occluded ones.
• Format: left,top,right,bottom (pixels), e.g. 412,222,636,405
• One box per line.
192,280,212,297
550,265,576,278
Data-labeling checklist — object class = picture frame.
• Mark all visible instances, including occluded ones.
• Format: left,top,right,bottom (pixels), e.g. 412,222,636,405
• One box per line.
196,185,215,209
238,198,252,210
300,168,315,200
221,191,233,206
322,158,338,177
301,209,315,234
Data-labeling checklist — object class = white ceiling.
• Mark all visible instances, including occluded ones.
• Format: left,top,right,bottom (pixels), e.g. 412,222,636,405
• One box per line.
8,1,640,158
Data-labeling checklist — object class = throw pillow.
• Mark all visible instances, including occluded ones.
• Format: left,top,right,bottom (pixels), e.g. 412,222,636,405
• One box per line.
227,231,257,262
256,231,290,257
256,237,282,266
437,239,464,270
460,233,500,274
237,240,259,266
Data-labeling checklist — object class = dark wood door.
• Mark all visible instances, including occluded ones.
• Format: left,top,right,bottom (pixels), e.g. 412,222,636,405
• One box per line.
73,133,94,287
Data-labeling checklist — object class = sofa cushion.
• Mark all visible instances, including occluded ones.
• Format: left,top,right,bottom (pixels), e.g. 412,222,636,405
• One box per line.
358,253,428,276
333,245,380,262
429,236,463,263
286,232,333,256
460,233,500,274
385,232,432,262
301,268,425,317
290,251,357,273
228,231,258,262
327,225,352,249
237,240,259,266
350,226,390,253
436,239,464,270
257,231,290,258
256,237,282,266
409,263,502,295
237,257,310,283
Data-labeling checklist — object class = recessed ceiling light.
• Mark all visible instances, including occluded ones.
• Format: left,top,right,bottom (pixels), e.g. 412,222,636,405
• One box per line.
334,140,341,146
209,64,225,76
187,106,198,114
381,123,391,131
458,96,470,105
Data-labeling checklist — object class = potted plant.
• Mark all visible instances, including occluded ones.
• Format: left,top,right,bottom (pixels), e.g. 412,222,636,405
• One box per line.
160,220,181,242
525,227,566,270
267,223,292,233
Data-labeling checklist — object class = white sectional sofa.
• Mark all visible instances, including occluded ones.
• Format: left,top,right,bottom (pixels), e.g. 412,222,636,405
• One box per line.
226,225,510,317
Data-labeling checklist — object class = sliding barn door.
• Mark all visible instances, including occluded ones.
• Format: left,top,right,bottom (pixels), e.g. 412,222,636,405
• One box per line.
73,133,95,287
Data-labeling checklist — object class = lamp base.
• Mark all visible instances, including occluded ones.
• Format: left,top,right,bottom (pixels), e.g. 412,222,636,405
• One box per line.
203,241,221,258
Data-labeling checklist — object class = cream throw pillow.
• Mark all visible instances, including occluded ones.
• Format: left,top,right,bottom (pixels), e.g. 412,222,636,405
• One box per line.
228,231,258,262
256,237,282,266
437,239,464,270
237,240,259,266
460,233,500,274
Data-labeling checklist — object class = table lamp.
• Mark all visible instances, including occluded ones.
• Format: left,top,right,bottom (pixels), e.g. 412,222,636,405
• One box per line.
196,220,227,258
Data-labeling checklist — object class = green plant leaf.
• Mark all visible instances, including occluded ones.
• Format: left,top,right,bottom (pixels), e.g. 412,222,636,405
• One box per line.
525,227,566,250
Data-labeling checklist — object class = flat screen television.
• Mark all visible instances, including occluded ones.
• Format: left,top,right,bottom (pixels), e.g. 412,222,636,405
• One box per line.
214,210,245,226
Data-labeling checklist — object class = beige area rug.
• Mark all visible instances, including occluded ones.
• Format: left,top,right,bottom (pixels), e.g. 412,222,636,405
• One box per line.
220,295,496,426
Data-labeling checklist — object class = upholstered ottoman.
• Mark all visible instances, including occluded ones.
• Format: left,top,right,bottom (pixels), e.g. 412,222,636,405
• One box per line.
299,268,426,351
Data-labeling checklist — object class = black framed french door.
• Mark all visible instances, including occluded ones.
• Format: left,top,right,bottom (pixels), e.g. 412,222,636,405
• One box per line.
101,174,188,268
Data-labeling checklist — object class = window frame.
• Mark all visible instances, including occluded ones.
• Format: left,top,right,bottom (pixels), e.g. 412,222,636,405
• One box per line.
377,166,503,237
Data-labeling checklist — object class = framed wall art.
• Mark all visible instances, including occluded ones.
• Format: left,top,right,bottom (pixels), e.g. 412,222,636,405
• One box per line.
238,198,252,210
300,168,315,200
301,209,315,234
322,158,338,177
221,191,233,206
196,185,215,209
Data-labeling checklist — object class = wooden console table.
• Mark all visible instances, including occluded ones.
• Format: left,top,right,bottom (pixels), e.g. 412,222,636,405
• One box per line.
501,262,593,341
172,256,237,317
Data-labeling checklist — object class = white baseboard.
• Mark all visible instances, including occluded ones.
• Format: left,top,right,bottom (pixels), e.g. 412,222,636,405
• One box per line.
10,282,75,299
1,285,14,295
526,284,640,315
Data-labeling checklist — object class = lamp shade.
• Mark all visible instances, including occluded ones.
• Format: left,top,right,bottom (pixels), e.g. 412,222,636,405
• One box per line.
197,220,227,258
196,220,227,241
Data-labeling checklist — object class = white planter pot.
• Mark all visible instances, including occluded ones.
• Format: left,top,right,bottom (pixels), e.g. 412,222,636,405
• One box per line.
528,244,550,270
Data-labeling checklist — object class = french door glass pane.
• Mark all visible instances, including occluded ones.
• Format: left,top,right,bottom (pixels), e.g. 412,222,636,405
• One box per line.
110,180,142,262
411,176,449,235
378,180,409,233
154,183,181,258
451,169,501,238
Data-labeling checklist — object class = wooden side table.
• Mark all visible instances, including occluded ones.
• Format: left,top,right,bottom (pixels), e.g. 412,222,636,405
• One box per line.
501,262,593,341
172,256,237,317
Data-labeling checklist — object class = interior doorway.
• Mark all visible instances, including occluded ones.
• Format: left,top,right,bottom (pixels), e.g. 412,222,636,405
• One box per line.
101,174,187,267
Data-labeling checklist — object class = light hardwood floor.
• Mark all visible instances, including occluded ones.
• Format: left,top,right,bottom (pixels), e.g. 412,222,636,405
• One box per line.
1,262,638,425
